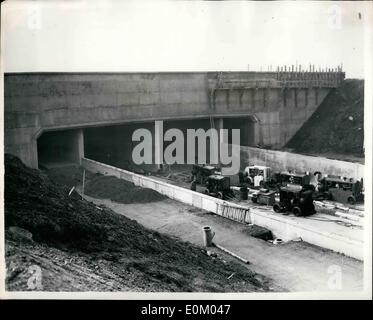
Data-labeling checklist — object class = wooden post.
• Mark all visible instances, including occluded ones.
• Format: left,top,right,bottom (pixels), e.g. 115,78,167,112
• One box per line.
82,169,86,199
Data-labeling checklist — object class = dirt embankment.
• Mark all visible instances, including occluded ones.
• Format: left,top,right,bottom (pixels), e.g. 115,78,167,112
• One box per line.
286,79,364,160
44,166,166,204
84,175,166,204
4,154,269,292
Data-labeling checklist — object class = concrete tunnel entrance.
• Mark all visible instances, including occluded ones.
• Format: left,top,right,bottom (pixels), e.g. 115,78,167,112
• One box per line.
83,117,258,171
37,129,84,169
36,116,258,170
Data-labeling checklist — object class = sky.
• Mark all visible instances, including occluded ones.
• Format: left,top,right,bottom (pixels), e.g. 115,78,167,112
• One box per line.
1,0,371,78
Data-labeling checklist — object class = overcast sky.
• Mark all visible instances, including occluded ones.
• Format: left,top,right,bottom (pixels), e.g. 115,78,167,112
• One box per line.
1,0,371,78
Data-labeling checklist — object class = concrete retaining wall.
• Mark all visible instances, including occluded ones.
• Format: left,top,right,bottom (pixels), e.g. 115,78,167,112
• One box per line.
81,158,363,260
240,146,364,180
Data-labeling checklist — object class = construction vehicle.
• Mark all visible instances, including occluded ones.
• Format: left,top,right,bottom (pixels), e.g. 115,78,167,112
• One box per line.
192,165,220,185
204,175,234,200
191,113,221,186
317,176,364,204
251,188,276,206
276,171,311,187
243,165,272,188
273,184,316,217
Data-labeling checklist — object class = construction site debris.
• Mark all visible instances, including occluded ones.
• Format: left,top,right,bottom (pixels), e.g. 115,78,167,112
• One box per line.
272,239,284,245
214,244,250,264
292,237,303,242
207,250,218,258
227,273,235,280
242,225,273,241
202,226,215,247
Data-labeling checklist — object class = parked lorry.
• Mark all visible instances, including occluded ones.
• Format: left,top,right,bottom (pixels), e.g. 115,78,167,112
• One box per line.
317,176,364,205
241,166,313,189
204,175,234,200
243,165,272,188
276,171,311,187
273,184,316,216
251,188,276,206
192,165,220,185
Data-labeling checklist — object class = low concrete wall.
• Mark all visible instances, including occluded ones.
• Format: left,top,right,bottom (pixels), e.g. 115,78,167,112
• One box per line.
240,146,364,180
81,158,363,260
81,157,249,219
249,209,363,260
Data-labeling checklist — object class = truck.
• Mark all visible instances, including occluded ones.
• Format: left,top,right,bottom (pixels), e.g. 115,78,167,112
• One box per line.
251,188,276,206
317,176,364,205
276,171,311,187
192,165,219,185
272,184,316,217
243,165,272,188
204,175,234,200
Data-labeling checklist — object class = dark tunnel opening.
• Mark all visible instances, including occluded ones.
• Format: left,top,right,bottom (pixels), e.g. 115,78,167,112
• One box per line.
37,129,84,169
83,117,256,171
36,117,256,170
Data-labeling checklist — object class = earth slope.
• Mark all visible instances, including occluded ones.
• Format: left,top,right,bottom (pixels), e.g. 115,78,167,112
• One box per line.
4,154,269,292
286,79,364,160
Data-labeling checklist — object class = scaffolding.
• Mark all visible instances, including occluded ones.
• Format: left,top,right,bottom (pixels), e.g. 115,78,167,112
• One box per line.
208,68,345,109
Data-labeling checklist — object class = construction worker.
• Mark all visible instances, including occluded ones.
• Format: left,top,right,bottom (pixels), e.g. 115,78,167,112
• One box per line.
238,171,244,184
190,179,197,191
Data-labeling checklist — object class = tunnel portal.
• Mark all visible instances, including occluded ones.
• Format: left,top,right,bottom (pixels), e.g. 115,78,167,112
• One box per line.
36,117,257,170
37,129,84,169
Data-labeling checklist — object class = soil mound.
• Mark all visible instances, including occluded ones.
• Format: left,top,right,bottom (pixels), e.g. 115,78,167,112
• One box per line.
243,225,273,241
43,165,85,188
286,79,364,158
84,175,166,204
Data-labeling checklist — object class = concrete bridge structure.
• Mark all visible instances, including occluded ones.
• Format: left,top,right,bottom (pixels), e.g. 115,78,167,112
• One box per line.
4,70,345,168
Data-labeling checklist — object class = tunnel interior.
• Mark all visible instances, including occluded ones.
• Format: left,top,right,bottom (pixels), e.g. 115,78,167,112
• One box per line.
37,129,83,168
83,117,256,171
37,117,256,170
84,122,152,170
224,117,256,146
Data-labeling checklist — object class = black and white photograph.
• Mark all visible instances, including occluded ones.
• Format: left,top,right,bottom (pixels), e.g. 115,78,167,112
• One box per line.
0,0,372,302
